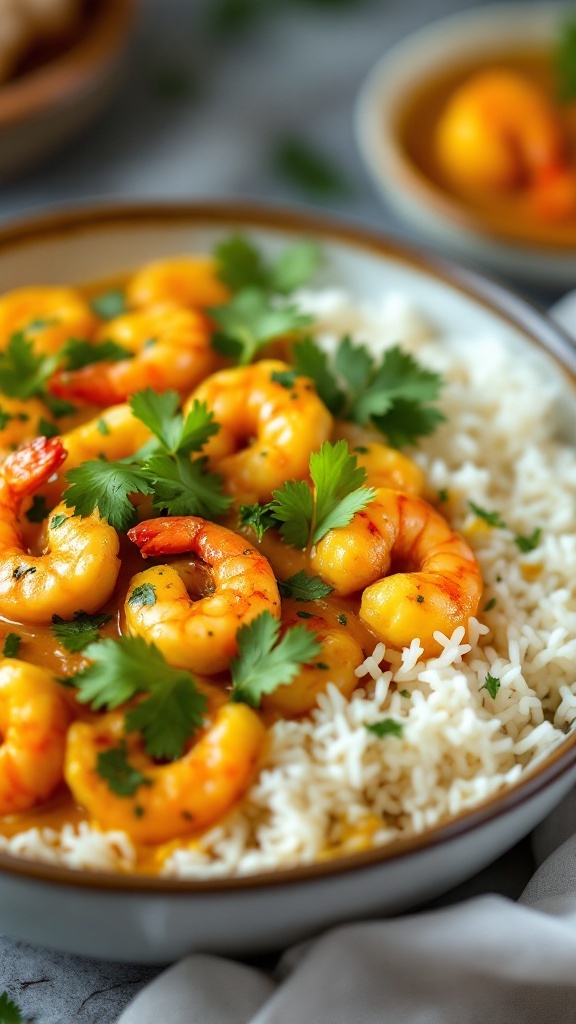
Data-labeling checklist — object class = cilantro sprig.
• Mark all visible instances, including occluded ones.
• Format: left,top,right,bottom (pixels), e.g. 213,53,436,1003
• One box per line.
293,337,445,448
210,288,312,365
0,333,59,401
468,502,542,553
63,389,230,530
278,570,334,601
215,235,322,295
230,610,322,707
51,611,112,653
68,635,208,762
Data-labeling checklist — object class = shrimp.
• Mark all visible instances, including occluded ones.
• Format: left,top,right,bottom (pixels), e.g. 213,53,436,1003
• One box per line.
64,702,264,843
126,255,230,311
0,395,53,456
311,488,482,657
0,659,71,815
126,516,281,673
0,286,96,355
262,611,363,717
49,304,221,406
187,360,333,503
0,436,120,624
436,69,576,219
332,422,424,493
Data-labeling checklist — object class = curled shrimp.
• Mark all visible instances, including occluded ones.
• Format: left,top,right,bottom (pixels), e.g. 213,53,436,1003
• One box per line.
0,436,120,624
0,659,71,815
126,255,230,310
0,286,96,355
126,516,281,673
311,488,482,657
49,304,221,406
332,422,424,493
187,360,333,503
65,702,264,843
262,611,363,717
436,69,576,219
0,395,53,457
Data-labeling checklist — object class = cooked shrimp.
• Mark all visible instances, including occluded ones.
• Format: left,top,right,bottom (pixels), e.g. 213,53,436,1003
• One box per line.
187,360,333,503
0,436,120,623
0,286,96,355
436,69,576,219
0,395,52,456
332,422,424,493
0,659,71,815
126,516,281,673
49,304,221,406
262,611,363,717
311,488,482,656
126,255,230,311
65,702,264,843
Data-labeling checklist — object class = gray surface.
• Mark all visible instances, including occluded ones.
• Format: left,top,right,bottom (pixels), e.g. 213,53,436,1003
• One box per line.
0,0,556,1019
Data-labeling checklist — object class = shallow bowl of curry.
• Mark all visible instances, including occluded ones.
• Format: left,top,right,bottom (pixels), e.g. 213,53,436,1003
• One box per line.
356,2,576,286
0,202,575,963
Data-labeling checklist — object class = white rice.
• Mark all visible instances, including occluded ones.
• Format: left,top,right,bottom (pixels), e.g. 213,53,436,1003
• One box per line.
2,287,576,877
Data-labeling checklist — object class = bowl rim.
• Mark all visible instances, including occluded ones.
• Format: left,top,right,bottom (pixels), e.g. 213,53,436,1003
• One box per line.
0,198,575,894
0,0,134,127
355,0,576,256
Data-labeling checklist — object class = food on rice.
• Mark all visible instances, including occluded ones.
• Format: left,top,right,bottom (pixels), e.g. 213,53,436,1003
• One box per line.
0,239,573,878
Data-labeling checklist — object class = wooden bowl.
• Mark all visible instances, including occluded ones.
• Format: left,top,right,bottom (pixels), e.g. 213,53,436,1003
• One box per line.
0,0,134,181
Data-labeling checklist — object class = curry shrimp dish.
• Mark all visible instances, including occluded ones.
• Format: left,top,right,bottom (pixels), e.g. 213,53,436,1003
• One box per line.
0,236,574,879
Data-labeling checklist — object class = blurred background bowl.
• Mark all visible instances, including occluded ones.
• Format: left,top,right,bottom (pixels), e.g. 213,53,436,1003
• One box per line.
0,0,134,182
355,2,576,288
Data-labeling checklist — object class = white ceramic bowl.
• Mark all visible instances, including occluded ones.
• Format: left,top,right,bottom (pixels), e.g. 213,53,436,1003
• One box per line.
355,2,576,287
1,202,576,963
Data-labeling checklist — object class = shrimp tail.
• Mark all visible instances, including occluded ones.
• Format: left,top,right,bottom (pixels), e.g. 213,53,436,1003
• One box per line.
3,436,67,499
49,364,123,406
128,516,204,557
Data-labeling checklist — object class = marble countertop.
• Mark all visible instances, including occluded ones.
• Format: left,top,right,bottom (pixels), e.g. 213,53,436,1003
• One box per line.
0,0,560,1019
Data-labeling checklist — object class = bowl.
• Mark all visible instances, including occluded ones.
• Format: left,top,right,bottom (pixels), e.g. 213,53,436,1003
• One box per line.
355,2,576,287
0,201,576,963
0,0,134,181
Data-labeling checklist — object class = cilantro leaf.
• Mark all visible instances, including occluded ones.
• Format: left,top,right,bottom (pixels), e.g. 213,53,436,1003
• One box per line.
271,369,299,389
96,742,152,797
278,570,334,601
25,494,50,523
210,288,312,365
71,635,208,759
128,583,156,609
514,527,542,553
2,633,21,658
44,393,77,419
125,677,206,761
0,332,58,400
61,338,131,371
230,610,322,707
294,337,445,447
275,137,351,198
130,389,218,456
215,235,321,297
270,479,314,547
292,337,345,414
309,440,376,543
365,718,404,738
90,289,127,321
482,673,501,699
239,501,276,541
64,460,154,531
468,502,507,529
0,991,22,1024
144,452,231,519
557,17,576,102
51,611,112,653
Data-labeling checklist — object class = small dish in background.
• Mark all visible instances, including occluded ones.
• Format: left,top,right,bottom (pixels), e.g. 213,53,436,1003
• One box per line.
0,0,134,181
355,3,576,287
